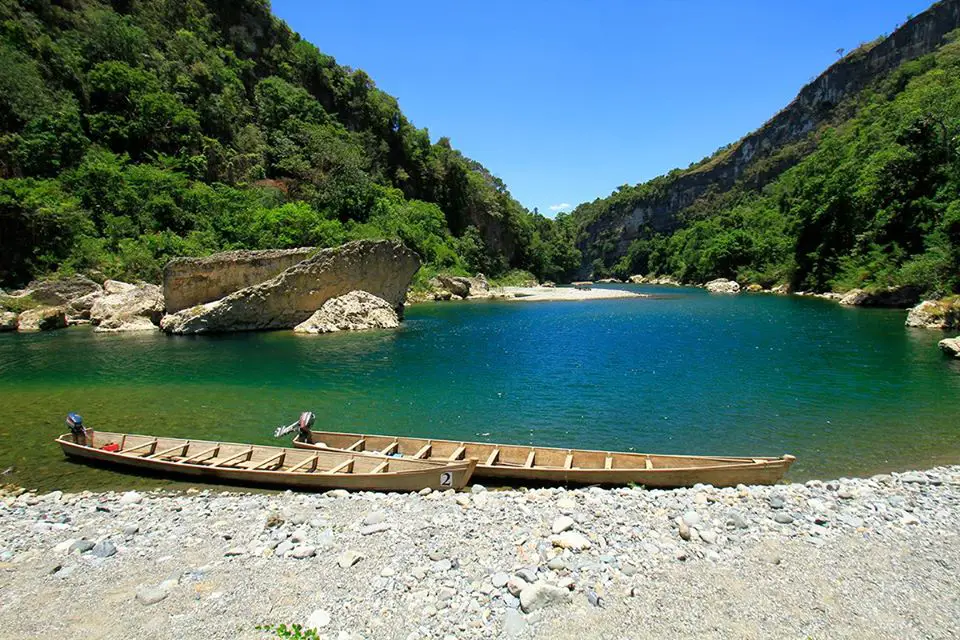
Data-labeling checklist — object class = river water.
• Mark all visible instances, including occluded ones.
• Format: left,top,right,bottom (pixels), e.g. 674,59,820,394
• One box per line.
1,285,957,491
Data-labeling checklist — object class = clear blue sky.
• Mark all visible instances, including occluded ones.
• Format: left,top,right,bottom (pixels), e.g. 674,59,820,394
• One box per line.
271,0,934,216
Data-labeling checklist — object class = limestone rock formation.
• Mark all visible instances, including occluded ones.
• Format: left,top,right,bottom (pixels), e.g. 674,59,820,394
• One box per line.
161,240,420,334
628,275,646,284
434,275,470,299
26,275,102,306
66,291,103,320
0,311,18,331
17,306,67,331
596,277,623,284
293,291,399,334
906,299,960,330
91,282,164,332
838,286,921,307
163,247,316,314
771,283,791,295
705,278,741,294
746,284,764,292
422,273,493,301
648,276,682,286
939,337,960,358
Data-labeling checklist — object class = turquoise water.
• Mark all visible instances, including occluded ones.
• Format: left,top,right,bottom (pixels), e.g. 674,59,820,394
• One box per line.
1,285,958,491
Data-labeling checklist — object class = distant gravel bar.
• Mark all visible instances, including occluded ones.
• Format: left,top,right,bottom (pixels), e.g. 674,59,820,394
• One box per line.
0,466,957,639
497,286,645,302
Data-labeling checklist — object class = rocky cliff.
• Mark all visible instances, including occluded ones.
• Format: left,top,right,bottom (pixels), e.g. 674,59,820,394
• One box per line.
163,247,317,314
160,240,420,334
577,0,960,271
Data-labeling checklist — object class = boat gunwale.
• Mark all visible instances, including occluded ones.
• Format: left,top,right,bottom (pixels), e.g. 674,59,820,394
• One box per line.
297,429,795,468
56,433,476,482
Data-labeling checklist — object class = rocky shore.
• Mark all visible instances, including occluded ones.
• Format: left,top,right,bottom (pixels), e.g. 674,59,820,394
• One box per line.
1,466,957,639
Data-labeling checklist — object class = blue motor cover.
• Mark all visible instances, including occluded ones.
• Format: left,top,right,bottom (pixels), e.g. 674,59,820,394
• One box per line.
66,412,85,435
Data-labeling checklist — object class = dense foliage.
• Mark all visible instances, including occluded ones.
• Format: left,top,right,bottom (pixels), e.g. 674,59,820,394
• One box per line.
0,0,580,288
578,33,960,296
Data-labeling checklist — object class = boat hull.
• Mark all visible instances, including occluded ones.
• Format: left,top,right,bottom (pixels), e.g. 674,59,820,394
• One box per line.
293,430,795,488
58,432,476,492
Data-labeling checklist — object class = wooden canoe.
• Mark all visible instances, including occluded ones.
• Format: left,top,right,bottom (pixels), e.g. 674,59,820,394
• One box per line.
57,431,476,492
293,429,795,488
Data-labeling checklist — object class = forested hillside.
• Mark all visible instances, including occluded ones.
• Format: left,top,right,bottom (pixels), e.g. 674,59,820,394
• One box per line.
0,0,580,288
574,1,960,296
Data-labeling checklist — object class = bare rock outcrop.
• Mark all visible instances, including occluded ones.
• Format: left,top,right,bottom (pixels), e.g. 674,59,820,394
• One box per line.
422,273,492,301
161,240,420,334
91,282,164,332
66,291,103,320
26,275,102,306
294,291,399,334
628,275,646,284
939,337,960,358
906,299,960,330
705,278,741,294
771,283,791,295
17,306,67,331
163,247,316,314
1,311,18,331
838,286,921,307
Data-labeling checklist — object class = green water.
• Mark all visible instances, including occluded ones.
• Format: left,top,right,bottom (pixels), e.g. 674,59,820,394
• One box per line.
1,285,958,491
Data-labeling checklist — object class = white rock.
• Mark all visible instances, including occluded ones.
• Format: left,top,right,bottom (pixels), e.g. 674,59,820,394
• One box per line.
306,608,331,630
338,550,364,568
550,531,591,551
519,582,572,613
551,515,575,535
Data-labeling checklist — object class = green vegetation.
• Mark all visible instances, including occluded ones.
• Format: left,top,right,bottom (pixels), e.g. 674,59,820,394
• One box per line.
256,624,320,640
0,0,579,288
578,32,960,296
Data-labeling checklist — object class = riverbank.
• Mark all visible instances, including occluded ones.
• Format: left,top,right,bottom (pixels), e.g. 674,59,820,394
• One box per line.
498,286,644,302
1,465,957,639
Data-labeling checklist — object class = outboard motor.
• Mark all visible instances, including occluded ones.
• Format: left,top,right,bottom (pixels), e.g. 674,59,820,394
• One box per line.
66,412,88,444
297,411,316,442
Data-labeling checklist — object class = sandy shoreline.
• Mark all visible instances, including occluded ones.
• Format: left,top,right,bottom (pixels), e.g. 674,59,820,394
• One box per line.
497,286,645,302
1,465,957,639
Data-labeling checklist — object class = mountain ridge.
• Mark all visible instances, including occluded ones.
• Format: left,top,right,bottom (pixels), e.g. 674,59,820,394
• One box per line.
573,0,960,289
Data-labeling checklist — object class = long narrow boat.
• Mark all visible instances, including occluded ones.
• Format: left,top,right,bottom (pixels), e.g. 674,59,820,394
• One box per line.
292,429,795,487
57,431,476,492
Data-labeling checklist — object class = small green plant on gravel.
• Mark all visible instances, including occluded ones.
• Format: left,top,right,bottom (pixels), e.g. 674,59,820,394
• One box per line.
256,624,321,639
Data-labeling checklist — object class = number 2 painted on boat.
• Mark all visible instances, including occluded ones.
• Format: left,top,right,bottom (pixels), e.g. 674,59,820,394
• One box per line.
440,472,453,487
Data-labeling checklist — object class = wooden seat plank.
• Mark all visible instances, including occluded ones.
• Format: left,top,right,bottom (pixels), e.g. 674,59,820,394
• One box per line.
345,439,365,452
645,457,653,470
379,441,399,456
252,452,285,470
327,459,354,474
524,450,536,468
370,460,389,474
485,449,500,467
147,442,189,460
179,445,219,464
604,454,613,470
413,443,432,459
289,455,319,473
564,452,574,470
120,440,158,455
448,445,466,461
211,447,253,468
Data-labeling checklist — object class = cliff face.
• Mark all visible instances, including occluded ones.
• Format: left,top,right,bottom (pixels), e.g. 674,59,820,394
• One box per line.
577,0,960,272
160,240,420,334
163,248,317,314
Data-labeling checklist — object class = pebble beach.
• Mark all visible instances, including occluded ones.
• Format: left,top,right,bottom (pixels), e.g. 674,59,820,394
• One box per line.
1,466,958,639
